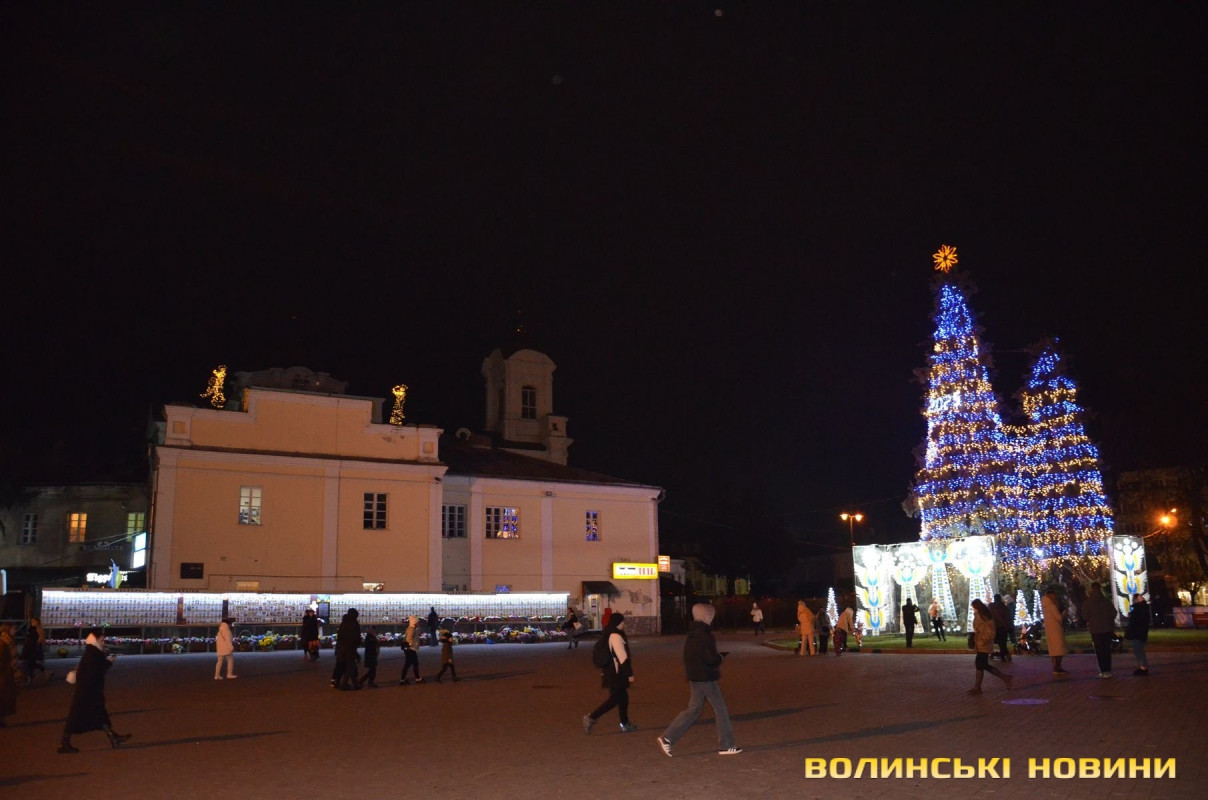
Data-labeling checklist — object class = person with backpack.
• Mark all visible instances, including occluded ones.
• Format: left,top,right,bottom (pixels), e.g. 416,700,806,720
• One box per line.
657,603,742,756
582,613,635,734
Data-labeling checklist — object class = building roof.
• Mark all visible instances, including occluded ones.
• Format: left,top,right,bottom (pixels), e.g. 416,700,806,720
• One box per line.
439,434,660,491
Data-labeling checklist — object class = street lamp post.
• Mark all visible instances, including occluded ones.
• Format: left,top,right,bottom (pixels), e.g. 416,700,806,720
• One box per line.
840,512,864,549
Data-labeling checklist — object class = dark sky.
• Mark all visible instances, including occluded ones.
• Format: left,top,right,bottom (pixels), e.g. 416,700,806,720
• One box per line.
5,4,1207,556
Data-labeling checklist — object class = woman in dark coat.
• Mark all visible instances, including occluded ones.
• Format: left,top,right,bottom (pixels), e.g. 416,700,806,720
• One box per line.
0,623,17,727
20,616,48,683
59,631,132,753
1124,594,1151,676
300,608,320,662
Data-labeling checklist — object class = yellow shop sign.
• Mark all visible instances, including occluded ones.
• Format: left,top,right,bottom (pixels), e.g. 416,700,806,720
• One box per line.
612,563,658,580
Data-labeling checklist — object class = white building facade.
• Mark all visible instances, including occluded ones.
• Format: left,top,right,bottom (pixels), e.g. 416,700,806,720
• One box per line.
149,349,663,632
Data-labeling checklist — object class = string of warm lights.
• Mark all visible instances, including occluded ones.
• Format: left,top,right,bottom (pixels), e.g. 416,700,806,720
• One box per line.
389,384,408,425
200,365,227,409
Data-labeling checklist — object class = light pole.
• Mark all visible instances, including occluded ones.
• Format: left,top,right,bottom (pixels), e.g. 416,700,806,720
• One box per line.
840,512,864,549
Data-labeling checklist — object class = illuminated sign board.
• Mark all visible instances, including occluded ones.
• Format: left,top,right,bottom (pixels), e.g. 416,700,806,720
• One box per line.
657,555,671,573
611,563,658,580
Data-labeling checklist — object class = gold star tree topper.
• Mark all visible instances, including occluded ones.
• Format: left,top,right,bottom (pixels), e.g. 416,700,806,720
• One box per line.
932,244,958,273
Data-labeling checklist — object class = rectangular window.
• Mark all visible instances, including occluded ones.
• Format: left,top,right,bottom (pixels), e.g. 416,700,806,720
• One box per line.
585,510,600,542
180,562,204,579
363,493,387,529
68,512,87,543
442,504,466,538
125,511,146,535
521,386,537,419
485,506,520,539
21,513,37,545
239,487,262,525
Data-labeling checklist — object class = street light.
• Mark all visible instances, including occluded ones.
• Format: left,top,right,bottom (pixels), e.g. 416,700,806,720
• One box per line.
840,512,864,548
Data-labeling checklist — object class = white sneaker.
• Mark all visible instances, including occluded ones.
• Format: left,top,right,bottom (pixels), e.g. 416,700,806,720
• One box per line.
718,747,743,756
214,676,223,681
657,736,673,757
227,675,238,679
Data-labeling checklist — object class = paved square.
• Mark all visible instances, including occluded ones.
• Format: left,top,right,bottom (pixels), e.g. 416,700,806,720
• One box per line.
3,634,1203,799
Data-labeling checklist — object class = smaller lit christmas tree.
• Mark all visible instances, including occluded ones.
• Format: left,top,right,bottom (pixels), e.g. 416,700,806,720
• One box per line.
1014,588,1030,627
826,588,839,627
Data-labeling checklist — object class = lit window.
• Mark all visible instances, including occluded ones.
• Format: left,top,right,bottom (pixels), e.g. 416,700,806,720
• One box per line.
68,512,87,543
239,487,262,525
521,386,537,420
442,505,466,538
21,513,37,545
364,493,387,530
485,506,520,539
126,512,146,535
586,510,600,542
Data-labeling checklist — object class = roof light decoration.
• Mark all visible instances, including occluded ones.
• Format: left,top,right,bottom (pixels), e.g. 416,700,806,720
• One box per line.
911,282,1025,557
201,365,227,409
389,384,408,425
932,244,959,273
1007,342,1112,576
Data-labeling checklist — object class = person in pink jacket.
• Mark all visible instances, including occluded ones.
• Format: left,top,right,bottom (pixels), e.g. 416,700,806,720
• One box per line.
214,618,237,680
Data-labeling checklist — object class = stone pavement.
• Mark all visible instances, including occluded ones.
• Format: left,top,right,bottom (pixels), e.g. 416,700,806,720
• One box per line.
2,632,1204,800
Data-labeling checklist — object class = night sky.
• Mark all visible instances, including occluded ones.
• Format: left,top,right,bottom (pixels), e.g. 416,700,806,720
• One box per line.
6,5,1207,570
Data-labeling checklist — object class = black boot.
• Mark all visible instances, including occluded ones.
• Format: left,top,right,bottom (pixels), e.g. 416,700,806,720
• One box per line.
106,726,132,748
59,738,79,754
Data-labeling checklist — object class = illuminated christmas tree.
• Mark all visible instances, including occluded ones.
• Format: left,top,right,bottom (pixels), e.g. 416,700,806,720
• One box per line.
826,588,838,627
1007,341,1112,578
910,273,1023,554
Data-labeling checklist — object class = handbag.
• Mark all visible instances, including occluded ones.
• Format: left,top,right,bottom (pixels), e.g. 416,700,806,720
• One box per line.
966,632,975,649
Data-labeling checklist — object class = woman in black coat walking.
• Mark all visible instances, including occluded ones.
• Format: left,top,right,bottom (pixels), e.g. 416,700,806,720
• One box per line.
59,631,131,753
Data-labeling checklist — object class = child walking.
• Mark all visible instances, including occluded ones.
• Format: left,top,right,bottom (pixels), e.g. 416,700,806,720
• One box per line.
434,630,458,682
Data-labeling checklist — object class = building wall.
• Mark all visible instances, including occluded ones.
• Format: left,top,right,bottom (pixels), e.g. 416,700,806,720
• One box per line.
151,381,660,628
153,390,445,593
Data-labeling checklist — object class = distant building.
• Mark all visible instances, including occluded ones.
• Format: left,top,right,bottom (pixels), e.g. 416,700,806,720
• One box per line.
148,351,664,632
0,481,149,615
1115,467,1208,607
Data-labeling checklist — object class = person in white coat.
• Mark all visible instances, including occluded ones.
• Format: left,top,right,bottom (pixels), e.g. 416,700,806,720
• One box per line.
214,619,238,680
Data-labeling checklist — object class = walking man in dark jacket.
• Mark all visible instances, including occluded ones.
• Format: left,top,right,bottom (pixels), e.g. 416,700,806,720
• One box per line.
656,603,741,757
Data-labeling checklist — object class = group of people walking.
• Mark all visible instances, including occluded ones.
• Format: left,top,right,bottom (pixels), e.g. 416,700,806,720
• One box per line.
583,605,742,757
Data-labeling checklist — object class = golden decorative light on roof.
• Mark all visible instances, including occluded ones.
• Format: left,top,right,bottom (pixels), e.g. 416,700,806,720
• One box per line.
932,244,959,273
389,384,408,425
201,365,227,409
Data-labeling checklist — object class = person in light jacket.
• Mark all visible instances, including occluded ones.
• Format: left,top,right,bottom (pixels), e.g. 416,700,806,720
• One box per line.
214,618,237,680
1041,590,1068,675
750,602,765,635
399,615,423,684
968,599,1011,695
657,603,741,756
582,613,635,734
796,601,816,656
833,607,854,655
